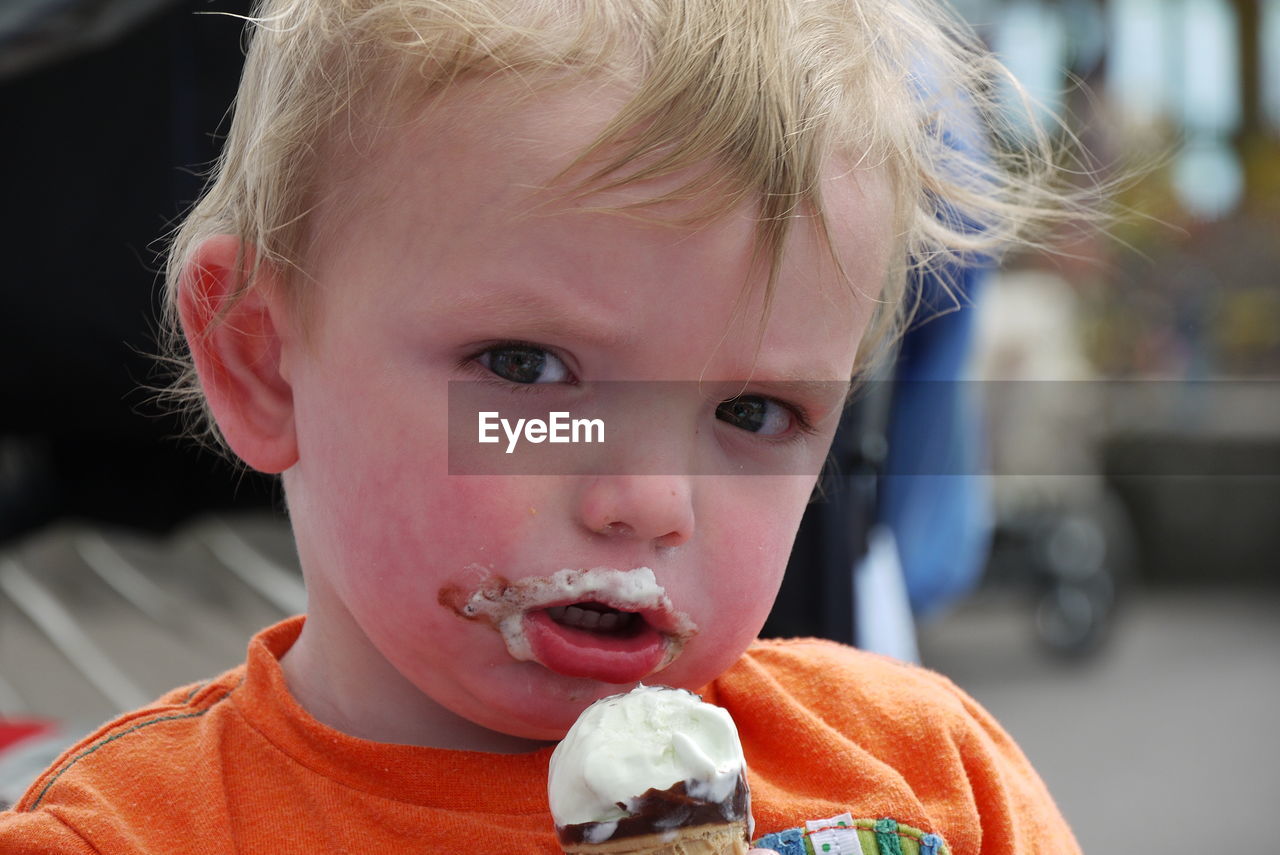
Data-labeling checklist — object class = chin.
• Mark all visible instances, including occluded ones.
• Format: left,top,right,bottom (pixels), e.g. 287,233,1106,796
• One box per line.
457,667,633,740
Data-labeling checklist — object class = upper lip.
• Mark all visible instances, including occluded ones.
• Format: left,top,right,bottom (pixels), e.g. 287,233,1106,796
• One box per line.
505,567,696,636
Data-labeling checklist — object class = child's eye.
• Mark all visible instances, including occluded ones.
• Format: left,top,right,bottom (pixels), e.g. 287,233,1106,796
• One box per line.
476,344,572,384
715,396,794,436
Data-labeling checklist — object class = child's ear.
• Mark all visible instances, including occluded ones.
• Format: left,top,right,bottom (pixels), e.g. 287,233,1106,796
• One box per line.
177,234,298,474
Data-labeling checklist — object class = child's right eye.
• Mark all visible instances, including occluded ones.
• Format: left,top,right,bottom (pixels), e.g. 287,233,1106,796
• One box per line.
475,343,573,385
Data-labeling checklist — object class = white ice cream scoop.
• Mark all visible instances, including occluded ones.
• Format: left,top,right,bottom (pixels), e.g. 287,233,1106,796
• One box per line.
548,685,752,853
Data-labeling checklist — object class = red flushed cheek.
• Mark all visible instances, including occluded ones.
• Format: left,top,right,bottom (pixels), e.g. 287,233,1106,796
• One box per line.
431,476,544,539
324,470,540,626
409,477,548,606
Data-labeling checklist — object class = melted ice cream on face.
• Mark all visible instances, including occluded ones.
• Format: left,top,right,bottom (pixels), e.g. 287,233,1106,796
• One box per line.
547,685,751,842
442,567,699,667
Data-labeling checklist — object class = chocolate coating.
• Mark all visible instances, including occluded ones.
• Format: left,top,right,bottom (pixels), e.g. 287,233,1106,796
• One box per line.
556,776,750,845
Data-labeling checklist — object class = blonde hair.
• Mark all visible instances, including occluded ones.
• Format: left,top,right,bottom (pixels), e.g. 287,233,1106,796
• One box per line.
162,0,1078,450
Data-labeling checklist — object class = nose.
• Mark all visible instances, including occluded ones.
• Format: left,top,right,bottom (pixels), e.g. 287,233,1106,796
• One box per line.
576,475,694,549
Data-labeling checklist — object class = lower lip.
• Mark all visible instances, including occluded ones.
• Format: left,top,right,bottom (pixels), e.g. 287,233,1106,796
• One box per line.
523,609,667,684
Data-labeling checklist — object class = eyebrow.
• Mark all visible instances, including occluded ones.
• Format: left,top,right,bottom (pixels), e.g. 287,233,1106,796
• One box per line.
720,377,852,408
432,284,852,397
437,285,631,349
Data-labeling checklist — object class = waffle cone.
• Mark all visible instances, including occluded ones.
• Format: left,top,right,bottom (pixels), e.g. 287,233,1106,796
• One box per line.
560,821,749,855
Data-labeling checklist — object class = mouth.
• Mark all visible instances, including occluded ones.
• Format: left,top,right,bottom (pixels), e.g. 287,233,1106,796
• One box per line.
525,601,667,684
444,567,698,685
545,602,644,634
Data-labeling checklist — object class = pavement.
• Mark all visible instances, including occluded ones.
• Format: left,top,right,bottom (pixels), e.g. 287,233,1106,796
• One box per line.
1,511,1277,853
917,585,1280,854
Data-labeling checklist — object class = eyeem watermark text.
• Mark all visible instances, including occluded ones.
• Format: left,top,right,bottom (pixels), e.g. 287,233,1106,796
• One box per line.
478,411,605,453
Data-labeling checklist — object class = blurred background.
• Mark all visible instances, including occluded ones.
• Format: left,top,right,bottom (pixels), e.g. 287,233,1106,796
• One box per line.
1,0,1277,850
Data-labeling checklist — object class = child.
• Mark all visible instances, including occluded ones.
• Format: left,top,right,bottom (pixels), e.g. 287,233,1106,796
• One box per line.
2,0,1081,852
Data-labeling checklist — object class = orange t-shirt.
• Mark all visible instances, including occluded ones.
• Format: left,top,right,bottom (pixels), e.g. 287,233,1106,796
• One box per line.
0,617,1079,854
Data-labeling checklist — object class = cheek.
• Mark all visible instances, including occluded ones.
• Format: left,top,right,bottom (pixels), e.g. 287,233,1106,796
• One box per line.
330,475,552,664
698,476,815,609
413,476,546,566
297,408,546,619
660,477,814,688
350,476,540,586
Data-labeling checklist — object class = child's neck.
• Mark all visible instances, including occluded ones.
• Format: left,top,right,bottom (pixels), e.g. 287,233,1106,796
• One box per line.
278,587,551,754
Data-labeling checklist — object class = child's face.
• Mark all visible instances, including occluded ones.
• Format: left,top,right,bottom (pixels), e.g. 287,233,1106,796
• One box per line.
279,82,891,742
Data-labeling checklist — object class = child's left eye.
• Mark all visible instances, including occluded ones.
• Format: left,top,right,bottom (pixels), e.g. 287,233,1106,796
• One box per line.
476,344,572,384
715,396,794,437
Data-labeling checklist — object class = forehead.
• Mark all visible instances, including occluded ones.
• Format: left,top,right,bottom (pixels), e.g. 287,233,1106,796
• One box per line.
306,77,893,369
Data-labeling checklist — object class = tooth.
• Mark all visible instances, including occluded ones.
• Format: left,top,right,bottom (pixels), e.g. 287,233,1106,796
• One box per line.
548,606,567,621
577,609,601,629
597,612,619,630
563,605,586,626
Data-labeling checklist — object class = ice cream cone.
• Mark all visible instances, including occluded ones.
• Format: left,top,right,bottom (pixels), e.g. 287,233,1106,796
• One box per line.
549,687,754,855
560,820,750,855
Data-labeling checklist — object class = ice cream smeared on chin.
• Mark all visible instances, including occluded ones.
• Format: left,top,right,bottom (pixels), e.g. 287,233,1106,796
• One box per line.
548,685,752,854
441,567,698,684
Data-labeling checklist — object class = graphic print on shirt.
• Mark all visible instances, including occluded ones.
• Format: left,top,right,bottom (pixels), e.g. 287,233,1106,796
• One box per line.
753,813,948,855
